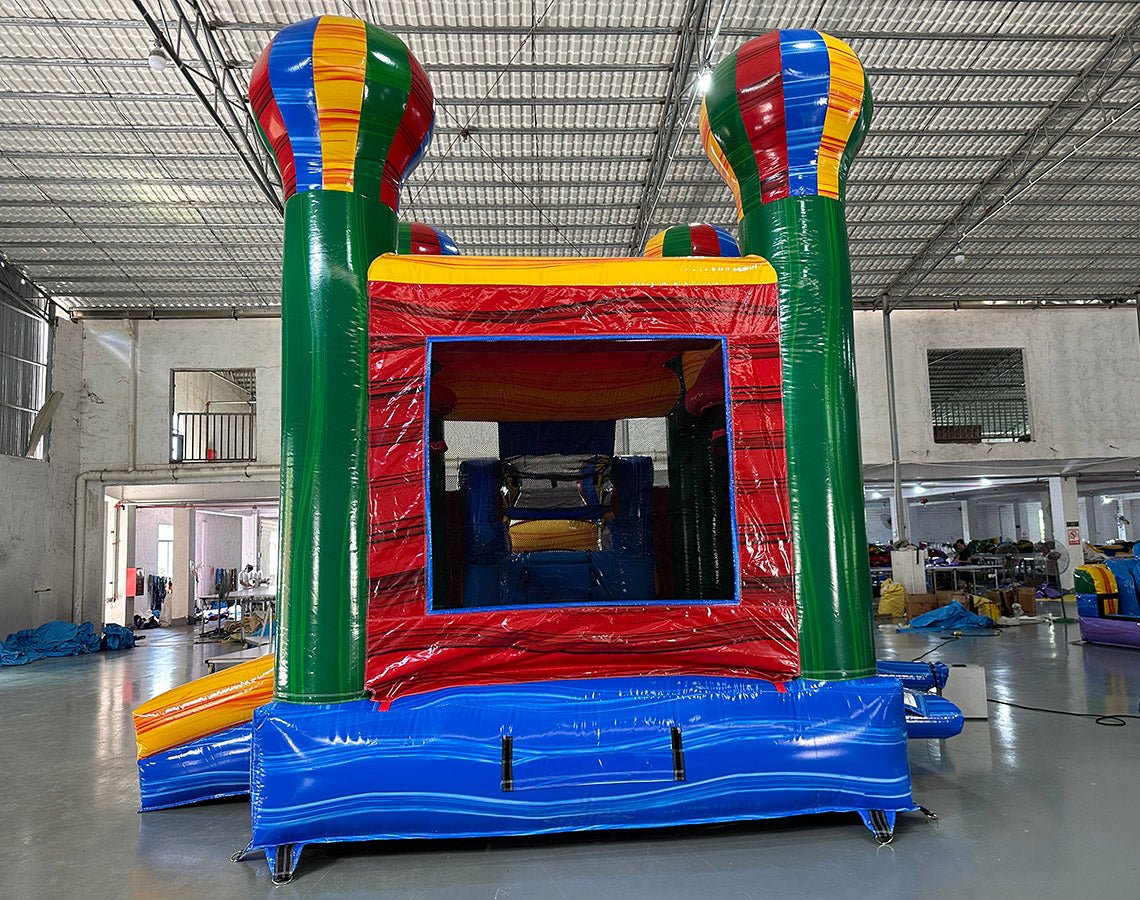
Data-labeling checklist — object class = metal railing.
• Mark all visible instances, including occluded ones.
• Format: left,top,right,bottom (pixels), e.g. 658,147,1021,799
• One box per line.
171,412,256,462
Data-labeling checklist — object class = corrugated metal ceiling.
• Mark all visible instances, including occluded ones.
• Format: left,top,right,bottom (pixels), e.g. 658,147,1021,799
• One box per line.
0,0,1138,312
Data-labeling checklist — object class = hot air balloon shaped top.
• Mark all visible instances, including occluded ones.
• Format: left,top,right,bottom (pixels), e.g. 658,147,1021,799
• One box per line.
398,221,461,255
699,29,870,217
644,223,740,258
250,15,435,210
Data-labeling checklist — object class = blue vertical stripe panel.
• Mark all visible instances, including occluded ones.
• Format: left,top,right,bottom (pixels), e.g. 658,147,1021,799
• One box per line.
269,19,323,193
406,119,435,187
712,226,741,257
435,226,460,255
778,30,830,197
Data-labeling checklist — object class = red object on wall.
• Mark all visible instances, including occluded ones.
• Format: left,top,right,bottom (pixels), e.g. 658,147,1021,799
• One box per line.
363,259,797,703
126,567,139,598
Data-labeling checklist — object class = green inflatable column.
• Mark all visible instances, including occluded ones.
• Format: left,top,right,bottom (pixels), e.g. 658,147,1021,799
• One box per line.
250,15,435,702
701,30,876,679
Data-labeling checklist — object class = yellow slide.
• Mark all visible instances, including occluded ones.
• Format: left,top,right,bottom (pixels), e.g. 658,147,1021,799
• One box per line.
134,654,274,759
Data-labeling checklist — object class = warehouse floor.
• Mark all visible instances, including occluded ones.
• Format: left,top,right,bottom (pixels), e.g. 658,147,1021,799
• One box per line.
2,620,1138,898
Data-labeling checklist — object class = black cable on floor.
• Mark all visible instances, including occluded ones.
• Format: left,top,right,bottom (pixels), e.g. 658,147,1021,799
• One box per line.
909,630,999,662
911,636,959,661
987,697,1140,727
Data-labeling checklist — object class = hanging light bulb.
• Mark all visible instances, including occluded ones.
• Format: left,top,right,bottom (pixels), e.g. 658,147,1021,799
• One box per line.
148,41,169,72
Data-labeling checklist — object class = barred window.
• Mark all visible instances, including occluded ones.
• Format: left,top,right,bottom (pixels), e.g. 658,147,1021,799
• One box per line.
927,348,1030,444
170,368,257,463
0,290,52,459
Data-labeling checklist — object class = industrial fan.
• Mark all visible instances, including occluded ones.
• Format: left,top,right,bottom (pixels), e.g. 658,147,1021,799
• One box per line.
1037,538,1076,623
994,541,1022,587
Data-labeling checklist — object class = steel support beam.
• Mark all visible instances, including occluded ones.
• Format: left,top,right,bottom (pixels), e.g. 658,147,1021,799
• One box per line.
0,252,57,319
132,0,282,214
881,11,1140,300
626,0,716,253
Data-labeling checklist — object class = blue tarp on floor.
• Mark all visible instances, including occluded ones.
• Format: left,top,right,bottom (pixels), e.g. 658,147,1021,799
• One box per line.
1,621,135,666
896,601,996,633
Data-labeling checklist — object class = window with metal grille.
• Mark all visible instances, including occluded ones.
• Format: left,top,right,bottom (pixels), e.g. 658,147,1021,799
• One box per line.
170,368,257,462
927,348,1030,444
0,290,52,459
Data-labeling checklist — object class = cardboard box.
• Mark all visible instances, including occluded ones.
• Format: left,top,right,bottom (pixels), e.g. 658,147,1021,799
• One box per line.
1015,586,1037,616
906,594,937,620
986,589,1014,616
935,590,968,607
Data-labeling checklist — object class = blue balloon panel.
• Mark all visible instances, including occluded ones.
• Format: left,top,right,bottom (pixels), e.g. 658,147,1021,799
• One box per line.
138,724,252,811
249,675,916,857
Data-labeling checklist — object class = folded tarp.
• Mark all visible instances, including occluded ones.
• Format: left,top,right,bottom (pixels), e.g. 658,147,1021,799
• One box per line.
1,620,129,666
896,601,996,633
102,623,137,651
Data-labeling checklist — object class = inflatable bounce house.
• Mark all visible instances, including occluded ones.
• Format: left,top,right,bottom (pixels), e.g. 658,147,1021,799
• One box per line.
1076,561,1140,648
132,19,963,882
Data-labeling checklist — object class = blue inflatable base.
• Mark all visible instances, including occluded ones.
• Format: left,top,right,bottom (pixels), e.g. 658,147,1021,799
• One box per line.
247,675,917,880
138,724,252,812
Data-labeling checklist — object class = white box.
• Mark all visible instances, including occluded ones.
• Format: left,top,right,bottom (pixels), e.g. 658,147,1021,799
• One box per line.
941,664,988,719
890,549,927,596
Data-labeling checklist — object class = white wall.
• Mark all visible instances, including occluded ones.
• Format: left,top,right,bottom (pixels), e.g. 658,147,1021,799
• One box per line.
80,319,281,470
853,308,1140,467
194,511,244,573
173,370,251,414
4,305,1128,632
0,318,83,637
906,502,965,545
73,310,1140,478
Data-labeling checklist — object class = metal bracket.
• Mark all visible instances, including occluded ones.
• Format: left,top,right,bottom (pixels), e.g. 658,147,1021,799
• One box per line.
132,0,283,215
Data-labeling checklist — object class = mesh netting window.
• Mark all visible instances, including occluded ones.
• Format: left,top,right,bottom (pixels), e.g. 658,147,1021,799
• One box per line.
927,348,1030,444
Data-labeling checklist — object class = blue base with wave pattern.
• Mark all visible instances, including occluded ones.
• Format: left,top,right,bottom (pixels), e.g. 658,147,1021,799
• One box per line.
139,723,252,811
249,675,916,872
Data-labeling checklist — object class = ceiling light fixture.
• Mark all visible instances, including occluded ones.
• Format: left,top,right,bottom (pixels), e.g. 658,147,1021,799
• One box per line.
696,67,713,95
148,41,169,72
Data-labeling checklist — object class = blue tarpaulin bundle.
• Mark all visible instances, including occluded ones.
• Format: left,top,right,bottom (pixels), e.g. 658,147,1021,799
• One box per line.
1,620,134,666
101,623,136,651
896,601,997,633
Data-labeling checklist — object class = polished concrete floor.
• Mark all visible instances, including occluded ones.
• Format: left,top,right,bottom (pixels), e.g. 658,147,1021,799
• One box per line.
2,618,1139,898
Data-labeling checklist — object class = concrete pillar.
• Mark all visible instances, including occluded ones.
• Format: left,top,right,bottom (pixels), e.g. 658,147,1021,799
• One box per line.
959,499,972,542
104,502,135,627
1088,494,1107,543
1048,476,1082,592
171,507,196,625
